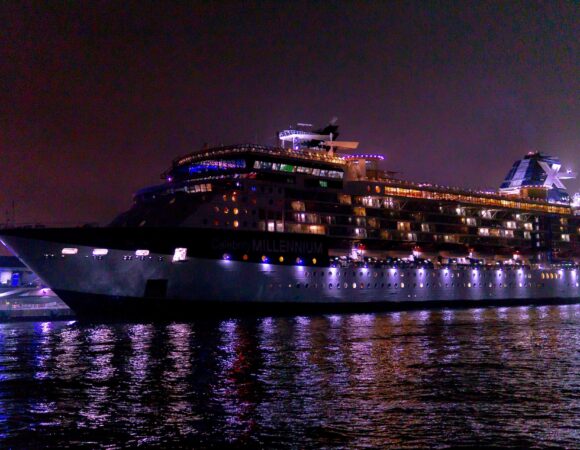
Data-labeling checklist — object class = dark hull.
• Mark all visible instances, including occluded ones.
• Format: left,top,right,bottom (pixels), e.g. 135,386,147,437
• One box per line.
55,289,580,321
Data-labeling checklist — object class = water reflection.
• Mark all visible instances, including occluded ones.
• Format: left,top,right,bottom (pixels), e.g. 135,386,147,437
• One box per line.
0,304,578,448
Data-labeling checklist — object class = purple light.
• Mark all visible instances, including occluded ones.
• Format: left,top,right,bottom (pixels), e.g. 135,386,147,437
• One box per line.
222,253,231,260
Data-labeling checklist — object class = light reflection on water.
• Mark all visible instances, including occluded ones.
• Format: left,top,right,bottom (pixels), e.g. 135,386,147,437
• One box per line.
0,304,578,448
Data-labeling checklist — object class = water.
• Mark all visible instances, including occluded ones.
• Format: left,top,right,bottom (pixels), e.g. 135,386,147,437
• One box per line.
0,305,579,448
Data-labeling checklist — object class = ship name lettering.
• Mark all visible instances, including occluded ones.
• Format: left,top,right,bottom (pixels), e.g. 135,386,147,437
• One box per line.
252,239,322,254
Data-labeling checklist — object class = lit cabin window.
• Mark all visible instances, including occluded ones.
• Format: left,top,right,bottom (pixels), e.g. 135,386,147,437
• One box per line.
291,201,305,212
523,222,533,230
561,234,570,242
505,221,517,229
172,248,187,262
478,228,490,236
502,230,514,238
61,248,78,255
92,249,108,256
397,221,411,232
466,217,477,226
135,249,150,256
524,232,531,240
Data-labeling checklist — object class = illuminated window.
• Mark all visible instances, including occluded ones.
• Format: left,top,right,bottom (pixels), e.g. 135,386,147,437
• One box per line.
502,230,514,238
354,228,367,238
172,248,187,262
466,217,477,226
135,249,150,256
478,228,490,236
505,221,517,229
561,234,570,242
291,201,305,211
61,248,78,255
233,220,239,228
92,249,108,256
338,194,352,205
397,221,411,232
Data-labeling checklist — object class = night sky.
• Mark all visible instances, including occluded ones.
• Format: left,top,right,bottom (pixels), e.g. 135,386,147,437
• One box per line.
1,1,579,227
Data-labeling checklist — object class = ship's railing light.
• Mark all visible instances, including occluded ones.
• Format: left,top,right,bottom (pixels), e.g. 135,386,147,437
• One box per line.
92,249,108,256
61,248,78,255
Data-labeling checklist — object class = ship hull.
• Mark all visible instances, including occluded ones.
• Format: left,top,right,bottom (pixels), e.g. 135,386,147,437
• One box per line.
1,228,579,319
53,289,580,320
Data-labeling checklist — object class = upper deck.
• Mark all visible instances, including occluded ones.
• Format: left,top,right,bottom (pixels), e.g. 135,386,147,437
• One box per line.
159,141,573,217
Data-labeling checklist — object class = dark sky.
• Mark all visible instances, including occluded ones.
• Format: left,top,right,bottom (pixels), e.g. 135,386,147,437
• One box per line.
1,0,579,226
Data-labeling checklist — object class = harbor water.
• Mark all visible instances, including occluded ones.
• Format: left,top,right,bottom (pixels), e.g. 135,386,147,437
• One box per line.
0,305,579,448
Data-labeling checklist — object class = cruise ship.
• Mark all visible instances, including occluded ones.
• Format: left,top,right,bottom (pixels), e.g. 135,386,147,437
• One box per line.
1,123,579,318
